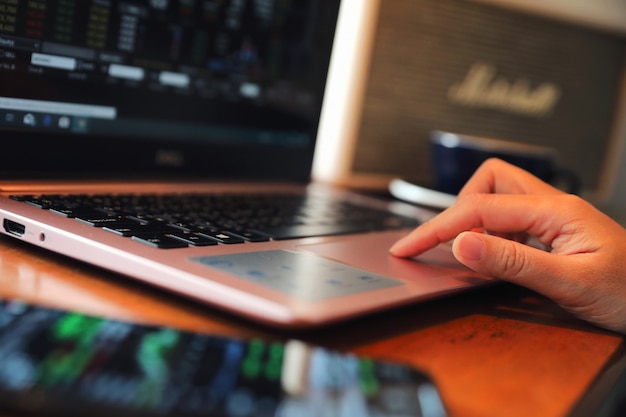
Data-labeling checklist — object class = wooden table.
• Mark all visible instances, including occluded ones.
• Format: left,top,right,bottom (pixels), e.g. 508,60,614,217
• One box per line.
0,235,622,417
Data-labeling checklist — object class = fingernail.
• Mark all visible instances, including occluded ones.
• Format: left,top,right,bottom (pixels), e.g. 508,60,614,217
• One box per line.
457,233,484,261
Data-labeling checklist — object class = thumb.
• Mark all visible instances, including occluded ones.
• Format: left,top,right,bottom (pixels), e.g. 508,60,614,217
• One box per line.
452,232,567,296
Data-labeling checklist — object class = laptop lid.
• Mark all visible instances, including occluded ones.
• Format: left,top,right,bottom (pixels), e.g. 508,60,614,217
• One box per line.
0,0,341,183
0,0,498,329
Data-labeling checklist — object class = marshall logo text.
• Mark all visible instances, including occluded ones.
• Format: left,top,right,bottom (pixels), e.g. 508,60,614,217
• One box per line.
448,62,561,118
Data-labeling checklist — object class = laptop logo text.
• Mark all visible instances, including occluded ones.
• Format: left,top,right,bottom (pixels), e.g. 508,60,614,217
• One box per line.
155,149,185,167
448,62,561,118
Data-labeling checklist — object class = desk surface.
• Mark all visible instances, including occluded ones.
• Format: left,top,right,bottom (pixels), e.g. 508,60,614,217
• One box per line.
0,235,622,417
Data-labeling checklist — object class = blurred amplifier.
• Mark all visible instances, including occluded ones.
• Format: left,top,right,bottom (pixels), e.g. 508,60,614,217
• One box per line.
313,0,626,201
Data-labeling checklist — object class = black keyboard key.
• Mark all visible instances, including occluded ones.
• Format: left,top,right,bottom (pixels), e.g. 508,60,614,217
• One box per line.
168,231,219,247
23,198,52,209
131,234,189,249
102,222,174,237
49,207,85,218
225,229,271,242
103,225,138,237
196,230,245,244
75,214,127,227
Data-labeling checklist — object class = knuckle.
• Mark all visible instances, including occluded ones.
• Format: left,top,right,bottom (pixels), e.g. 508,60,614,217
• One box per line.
557,193,584,205
459,193,489,208
477,157,507,174
553,194,593,220
482,157,503,168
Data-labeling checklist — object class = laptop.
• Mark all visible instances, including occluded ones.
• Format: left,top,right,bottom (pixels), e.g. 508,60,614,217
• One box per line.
0,0,492,328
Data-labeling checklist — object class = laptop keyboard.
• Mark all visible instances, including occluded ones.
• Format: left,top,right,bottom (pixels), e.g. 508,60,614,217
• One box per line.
9,193,419,249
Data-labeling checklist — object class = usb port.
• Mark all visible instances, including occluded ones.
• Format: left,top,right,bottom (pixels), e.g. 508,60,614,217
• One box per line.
3,219,25,237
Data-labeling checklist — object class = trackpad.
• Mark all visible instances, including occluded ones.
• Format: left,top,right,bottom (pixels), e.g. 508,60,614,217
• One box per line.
299,233,492,286
191,250,403,302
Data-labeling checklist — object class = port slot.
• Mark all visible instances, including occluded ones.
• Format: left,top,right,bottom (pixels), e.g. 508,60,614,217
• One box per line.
3,219,25,237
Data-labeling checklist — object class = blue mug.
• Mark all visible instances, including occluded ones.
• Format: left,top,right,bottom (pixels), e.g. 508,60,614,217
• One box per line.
430,131,581,195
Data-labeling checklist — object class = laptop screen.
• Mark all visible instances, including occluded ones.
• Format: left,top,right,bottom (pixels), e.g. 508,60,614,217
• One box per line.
0,0,340,181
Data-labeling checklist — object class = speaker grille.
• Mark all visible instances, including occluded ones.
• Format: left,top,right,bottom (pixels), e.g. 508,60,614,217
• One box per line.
353,0,626,189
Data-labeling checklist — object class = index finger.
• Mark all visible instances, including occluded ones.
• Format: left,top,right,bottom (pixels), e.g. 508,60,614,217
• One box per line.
390,193,562,257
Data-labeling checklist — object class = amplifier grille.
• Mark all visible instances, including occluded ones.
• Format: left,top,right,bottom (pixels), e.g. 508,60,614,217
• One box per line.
353,0,626,190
